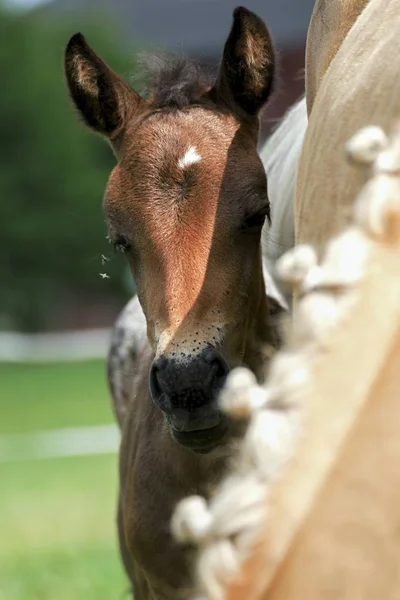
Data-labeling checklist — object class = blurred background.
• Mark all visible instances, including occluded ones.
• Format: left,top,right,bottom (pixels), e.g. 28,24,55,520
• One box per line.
0,0,313,597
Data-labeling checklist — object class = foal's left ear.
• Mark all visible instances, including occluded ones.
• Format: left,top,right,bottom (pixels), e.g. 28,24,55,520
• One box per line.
64,33,143,141
213,7,276,117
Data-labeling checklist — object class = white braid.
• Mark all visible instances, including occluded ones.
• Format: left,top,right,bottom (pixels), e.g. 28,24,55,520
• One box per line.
171,121,400,600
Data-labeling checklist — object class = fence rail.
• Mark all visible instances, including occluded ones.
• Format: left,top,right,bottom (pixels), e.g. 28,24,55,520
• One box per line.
0,424,120,462
0,328,112,362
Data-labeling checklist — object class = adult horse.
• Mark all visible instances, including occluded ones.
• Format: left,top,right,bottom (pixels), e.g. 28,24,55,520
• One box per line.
64,7,292,599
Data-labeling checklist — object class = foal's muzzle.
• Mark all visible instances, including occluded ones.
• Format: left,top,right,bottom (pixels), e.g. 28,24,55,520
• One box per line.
149,347,229,452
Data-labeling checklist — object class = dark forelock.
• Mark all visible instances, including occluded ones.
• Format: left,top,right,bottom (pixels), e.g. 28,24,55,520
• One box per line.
138,53,217,110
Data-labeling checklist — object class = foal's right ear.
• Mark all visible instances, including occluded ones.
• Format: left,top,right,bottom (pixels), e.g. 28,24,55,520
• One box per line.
64,33,143,141
212,7,276,117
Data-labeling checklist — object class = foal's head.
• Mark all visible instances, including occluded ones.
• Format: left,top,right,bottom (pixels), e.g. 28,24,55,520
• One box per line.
65,7,276,452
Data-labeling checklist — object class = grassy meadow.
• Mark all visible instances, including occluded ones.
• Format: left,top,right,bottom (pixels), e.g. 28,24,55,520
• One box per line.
0,361,128,600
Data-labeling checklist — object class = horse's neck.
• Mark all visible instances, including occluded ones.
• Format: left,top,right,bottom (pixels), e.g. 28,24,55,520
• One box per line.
260,96,308,309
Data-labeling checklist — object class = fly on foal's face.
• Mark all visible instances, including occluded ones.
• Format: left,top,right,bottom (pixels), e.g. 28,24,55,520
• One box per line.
65,7,276,452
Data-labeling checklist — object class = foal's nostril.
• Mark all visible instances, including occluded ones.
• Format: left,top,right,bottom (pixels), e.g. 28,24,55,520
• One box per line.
155,356,168,371
203,347,229,380
149,359,164,402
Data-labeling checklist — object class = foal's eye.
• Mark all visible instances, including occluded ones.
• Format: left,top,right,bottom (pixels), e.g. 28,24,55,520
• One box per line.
242,205,270,230
113,235,131,253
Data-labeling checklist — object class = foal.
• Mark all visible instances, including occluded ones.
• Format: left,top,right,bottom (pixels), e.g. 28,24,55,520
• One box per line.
65,7,282,599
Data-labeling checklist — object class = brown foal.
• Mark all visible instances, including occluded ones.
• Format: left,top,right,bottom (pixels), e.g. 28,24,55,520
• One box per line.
65,7,280,599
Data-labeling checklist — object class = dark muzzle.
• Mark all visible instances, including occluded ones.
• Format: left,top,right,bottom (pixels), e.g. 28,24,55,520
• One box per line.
149,347,229,452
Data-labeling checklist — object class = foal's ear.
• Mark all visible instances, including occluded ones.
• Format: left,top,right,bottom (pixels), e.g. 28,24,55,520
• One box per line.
64,33,143,140
213,7,275,117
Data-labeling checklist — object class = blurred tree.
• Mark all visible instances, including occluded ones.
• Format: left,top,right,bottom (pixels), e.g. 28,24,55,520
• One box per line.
0,4,139,331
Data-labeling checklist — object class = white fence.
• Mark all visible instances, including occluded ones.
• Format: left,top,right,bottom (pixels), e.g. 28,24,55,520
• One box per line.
0,425,120,462
0,328,112,362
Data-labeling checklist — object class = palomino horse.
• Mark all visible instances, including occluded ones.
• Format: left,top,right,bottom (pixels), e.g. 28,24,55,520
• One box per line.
65,7,293,599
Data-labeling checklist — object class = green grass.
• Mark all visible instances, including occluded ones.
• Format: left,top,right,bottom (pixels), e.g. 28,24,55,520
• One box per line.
0,360,115,434
0,361,129,600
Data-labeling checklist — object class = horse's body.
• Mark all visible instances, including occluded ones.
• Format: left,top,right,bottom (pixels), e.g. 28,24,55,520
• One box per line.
64,7,302,599
297,0,400,253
